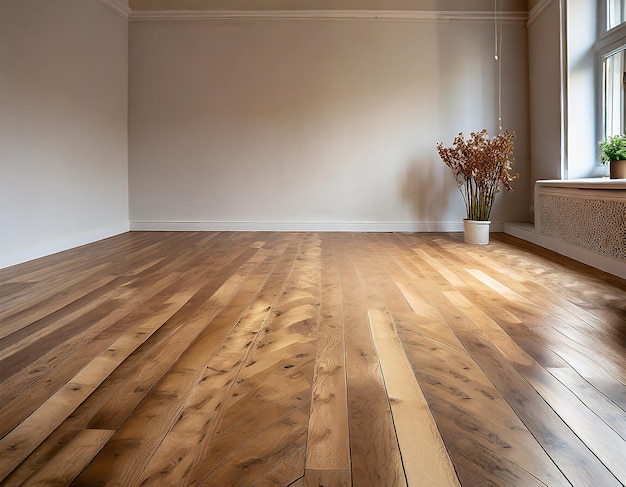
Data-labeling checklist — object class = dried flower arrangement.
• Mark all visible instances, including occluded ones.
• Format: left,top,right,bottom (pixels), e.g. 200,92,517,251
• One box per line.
436,129,517,221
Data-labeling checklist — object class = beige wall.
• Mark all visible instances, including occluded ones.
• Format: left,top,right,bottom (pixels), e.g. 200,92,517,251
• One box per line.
0,2,534,269
129,16,530,230
0,0,129,268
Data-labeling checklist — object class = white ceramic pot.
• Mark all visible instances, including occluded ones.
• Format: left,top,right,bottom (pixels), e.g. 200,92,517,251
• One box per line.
463,219,491,245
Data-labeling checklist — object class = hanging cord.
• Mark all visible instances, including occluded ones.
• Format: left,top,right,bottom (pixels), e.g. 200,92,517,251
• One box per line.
495,0,503,131
494,0,499,61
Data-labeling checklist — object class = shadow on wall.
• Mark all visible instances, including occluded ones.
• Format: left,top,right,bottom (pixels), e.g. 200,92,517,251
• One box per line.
401,159,454,225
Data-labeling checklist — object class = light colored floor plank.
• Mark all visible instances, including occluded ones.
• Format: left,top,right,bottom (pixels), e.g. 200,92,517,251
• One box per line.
368,308,460,486
304,234,350,485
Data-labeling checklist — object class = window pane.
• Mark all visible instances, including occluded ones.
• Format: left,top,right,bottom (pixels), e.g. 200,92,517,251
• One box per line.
608,0,626,30
603,49,625,137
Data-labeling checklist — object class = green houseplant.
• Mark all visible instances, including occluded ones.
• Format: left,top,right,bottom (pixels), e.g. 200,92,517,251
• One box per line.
437,129,517,244
599,134,626,179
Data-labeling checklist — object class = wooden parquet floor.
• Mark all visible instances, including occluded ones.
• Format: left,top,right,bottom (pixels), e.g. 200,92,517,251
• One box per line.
1,231,625,486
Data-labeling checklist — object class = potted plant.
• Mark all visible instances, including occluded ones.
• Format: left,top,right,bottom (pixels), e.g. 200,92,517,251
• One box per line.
599,134,626,179
436,129,517,244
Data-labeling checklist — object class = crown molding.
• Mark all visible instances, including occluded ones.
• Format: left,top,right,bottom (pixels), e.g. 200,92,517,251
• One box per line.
527,0,554,27
129,9,528,23
97,0,131,19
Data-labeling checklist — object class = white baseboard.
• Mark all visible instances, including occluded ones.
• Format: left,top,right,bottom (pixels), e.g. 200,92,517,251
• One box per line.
130,220,505,233
504,222,626,280
0,223,130,270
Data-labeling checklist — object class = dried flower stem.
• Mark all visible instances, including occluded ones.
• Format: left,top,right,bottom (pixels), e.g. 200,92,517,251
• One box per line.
437,129,517,221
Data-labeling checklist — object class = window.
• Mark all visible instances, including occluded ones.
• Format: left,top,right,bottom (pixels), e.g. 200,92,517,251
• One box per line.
597,1,626,150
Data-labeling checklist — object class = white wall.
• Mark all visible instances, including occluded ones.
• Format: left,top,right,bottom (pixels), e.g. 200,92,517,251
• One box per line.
565,0,599,179
0,0,129,268
129,15,530,231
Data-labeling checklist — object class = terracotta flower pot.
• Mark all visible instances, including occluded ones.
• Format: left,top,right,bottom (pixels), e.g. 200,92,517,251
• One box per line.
610,160,626,179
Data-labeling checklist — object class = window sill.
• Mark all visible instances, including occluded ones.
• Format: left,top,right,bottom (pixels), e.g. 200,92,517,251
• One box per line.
536,178,626,190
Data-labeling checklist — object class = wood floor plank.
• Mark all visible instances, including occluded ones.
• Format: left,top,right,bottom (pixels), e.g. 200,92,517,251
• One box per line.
442,269,626,412
0,379,97,480
455,328,622,486
2,264,181,403
355,233,570,487
1,231,625,486
547,366,626,439
84,242,279,434
332,234,407,487
72,247,273,486
388,235,622,486
197,407,309,487
446,286,626,481
0,271,118,344
368,308,460,486
0,295,193,482
136,242,299,487
304,234,350,487
303,469,350,487
466,267,626,365
0,271,185,439
253,447,306,487
0,296,182,477
0,231,201,335
190,234,321,486
19,429,114,487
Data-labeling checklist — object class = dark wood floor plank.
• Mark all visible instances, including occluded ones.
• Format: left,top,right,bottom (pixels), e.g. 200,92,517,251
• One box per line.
18,429,114,487
0,270,118,343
